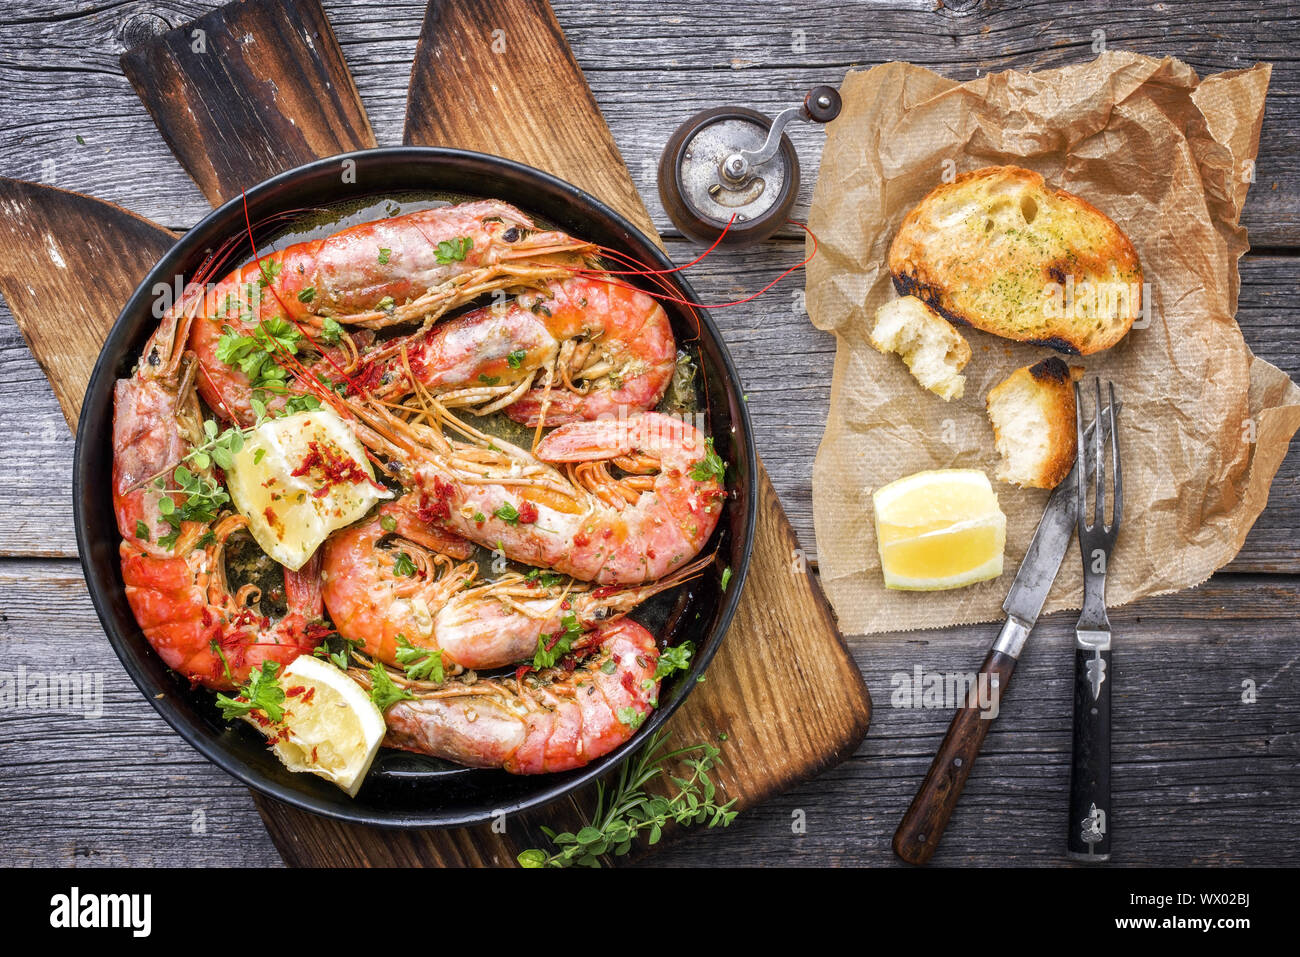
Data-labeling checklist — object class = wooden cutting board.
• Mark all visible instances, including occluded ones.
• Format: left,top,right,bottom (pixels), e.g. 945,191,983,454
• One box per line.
1,0,870,866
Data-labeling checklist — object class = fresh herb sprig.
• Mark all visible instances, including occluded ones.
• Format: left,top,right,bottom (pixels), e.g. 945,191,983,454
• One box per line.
394,634,446,683
533,612,582,669
689,437,726,483
517,731,737,867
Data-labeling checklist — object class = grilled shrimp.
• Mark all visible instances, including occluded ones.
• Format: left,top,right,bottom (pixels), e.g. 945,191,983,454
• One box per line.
187,200,594,425
113,303,325,690
320,495,476,666
374,619,660,774
353,275,675,426
349,405,726,584
431,554,710,670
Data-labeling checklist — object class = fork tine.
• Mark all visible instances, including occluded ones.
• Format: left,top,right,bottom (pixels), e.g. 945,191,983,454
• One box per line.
1109,381,1122,531
1093,378,1105,529
1075,380,1087,530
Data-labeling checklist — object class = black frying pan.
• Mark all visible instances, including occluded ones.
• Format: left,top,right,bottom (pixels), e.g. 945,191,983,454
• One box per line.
72,148,756,828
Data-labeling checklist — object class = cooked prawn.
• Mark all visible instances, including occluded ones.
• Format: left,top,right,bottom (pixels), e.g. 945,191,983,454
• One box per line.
187,200,594,425
353,275,675,426
371,619,660,774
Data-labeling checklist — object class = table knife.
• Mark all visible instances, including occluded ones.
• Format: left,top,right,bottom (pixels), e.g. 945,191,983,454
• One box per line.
892,410,1113,865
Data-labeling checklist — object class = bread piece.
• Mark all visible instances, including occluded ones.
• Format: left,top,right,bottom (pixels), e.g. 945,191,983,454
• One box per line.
869,296,971,401
889,166,1143,356
986,357,1084,489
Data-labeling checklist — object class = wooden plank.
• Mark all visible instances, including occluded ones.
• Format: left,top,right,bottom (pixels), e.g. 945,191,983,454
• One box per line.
2,559,1295,866
403,0,655,239
0,178,176,427
120,0,376,206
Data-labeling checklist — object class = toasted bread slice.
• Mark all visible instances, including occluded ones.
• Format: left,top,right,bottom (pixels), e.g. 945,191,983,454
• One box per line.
986,357,1084,489
869,296,971,401
889,166,1142,355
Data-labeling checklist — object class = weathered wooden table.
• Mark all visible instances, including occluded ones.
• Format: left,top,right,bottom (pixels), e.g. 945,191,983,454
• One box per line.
1,0,1296,867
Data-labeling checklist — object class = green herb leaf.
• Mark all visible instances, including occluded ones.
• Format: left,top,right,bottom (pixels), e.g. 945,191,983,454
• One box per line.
215,661,285,722
377,247,391,265
135,520,150,542
435,236,472,264
392,551,417,577
689,437,726,483
368,660,414,713
506,348,527,369
493,502,520,525
720,566,732,592
653,641,694,681
320,317,344,345
394,634,445,683
297,286,316,304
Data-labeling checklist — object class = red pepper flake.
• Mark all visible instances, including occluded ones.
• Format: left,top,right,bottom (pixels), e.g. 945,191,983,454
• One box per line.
591,586,617,599
514,664,534,683
417,477,455,523
285,685,306,698
560,599,571,611
291,440,373,497
620,672,637,693
517,501,539,524
300,687,316,705
574,531,591,547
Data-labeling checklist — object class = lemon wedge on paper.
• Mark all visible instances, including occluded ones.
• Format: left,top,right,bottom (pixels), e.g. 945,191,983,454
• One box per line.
873,469,1006,591
261,655,386,798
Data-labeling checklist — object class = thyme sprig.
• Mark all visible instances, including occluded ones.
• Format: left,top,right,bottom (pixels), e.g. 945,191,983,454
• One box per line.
518,731,737,868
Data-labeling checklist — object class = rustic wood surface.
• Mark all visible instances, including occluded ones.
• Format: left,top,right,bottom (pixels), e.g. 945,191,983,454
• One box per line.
1,0,1297,867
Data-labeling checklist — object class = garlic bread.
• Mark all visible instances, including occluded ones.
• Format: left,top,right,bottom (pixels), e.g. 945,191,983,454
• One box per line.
889,166,1142,355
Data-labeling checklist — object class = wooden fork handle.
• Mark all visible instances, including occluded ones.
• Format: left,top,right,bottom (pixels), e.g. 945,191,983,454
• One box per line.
893,648,1018,865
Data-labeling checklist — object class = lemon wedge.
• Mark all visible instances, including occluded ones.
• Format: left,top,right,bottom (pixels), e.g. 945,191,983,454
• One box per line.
873,469,1006,591
225,408,391,570
260,655,386,797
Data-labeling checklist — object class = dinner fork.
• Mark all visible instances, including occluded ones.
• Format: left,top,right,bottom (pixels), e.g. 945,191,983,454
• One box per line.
1068,379,1122,862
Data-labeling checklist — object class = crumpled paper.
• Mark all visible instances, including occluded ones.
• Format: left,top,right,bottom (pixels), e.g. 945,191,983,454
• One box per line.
805,51,1300,635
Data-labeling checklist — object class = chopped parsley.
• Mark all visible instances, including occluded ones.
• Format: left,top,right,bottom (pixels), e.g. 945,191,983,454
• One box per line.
533,612,582,669
296,286,315,303
435,236,472,264
377,247,391,265
392,551,417,577
689,437,726,483
368,659,414,713
493,502,520,525
319,317,344,345
506,348,528,369
654,640,695,681
215,661,284,722
395,634,445,683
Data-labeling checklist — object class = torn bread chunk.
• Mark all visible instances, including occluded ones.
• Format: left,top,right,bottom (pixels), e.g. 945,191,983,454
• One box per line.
986,357,1084,489
869,296,972,401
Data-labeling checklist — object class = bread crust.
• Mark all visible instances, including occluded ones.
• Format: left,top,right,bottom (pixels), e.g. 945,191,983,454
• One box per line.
986,357,1083,489
889,167,1143,356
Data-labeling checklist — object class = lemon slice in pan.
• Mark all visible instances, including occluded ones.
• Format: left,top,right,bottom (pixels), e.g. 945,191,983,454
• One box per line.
261,655,386,797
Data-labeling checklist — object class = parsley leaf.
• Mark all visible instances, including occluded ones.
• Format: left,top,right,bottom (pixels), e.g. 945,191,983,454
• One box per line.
215,661,285,722
654,641,695,681
368,659,414,713
296,286,315,303
689,437,726,483
493,502,520,525
392,551,417,577
135,520,150,542
533,612,582,669
319,317,344,345
395,635,445,683
720,566,732,592
435,236,472,264
377,247,391,265
506,348,527,369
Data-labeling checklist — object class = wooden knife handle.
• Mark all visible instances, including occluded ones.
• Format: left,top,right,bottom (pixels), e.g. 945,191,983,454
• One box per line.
893,648,1018,865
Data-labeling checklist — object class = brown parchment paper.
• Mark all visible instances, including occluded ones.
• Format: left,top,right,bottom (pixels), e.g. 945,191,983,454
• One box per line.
805,51,1300,635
